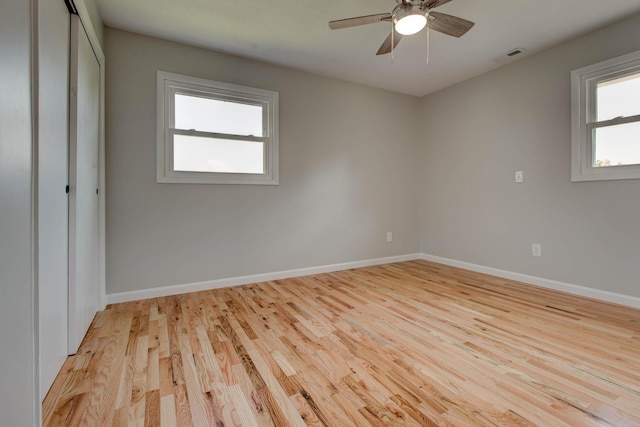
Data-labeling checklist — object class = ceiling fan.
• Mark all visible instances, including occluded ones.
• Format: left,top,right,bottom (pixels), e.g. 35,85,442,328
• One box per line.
328,0,475,56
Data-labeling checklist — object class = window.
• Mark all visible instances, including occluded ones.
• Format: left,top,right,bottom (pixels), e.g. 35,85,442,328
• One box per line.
571,50,640,182
157,71,279,184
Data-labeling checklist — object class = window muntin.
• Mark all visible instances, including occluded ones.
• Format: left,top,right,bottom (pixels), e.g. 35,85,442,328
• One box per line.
157,71,279,185
571,50,640,181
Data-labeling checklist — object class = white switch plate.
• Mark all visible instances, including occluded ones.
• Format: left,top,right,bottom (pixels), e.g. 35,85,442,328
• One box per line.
387,232,393,242
532,243,542,257
515,171,524,183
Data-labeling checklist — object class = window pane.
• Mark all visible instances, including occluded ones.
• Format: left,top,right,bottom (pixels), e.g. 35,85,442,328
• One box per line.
593,122,640,167
597,73,640,121
174,94,263,136
174,135,264,174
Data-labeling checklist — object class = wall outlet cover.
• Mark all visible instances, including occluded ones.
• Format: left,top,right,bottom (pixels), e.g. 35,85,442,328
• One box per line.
532,243,542,257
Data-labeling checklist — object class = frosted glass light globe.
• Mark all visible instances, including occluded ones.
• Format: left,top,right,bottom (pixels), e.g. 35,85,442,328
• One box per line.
395,13,427,35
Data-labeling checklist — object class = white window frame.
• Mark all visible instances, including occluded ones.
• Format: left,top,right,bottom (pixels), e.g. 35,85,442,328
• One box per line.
571,49,640,182
157,71,279,185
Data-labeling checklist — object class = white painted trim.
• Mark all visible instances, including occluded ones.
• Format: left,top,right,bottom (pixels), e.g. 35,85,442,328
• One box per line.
106,254,421,304
419,253,640,309
31,0,42,423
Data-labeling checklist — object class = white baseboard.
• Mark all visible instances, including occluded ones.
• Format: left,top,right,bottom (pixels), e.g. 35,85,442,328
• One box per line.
106,252,640,309
419,253,640,309
106,253,422,304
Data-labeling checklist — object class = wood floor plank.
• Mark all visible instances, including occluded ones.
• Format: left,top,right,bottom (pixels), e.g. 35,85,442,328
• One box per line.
43,260,640,426
160,393,178,427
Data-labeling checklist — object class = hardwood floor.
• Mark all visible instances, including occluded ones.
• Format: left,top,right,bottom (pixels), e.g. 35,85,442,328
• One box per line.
43,260,640,426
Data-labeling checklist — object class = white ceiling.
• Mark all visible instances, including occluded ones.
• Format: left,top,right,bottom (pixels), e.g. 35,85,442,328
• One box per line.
96,0,640,97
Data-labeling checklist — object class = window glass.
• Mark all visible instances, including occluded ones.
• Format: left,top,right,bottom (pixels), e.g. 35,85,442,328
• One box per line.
593,122,640,167
174,93,263,136
596,73,640,121
173,135,264,174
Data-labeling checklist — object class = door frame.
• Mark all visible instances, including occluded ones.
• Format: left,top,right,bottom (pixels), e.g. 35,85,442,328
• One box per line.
67,0,105,354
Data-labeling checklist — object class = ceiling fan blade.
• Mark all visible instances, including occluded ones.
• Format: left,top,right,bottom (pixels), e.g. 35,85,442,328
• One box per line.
423,0,453,9
329,13,392,30
376,31,403,55
428,11,475,38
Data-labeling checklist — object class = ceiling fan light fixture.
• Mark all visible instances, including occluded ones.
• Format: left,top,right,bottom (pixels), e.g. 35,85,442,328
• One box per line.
393,5,427,36
327,0,476,56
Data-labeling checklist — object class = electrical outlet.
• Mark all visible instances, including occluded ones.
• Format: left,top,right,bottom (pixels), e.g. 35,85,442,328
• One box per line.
515,171,524,183
532,243,542,257
387,232,393,242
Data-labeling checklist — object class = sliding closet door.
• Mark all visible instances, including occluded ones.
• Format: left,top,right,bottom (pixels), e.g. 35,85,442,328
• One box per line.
68,14,100,353
38,0,70,399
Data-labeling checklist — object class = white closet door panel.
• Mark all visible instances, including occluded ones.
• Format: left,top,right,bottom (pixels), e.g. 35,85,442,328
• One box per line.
38,0,70,400
68,14,100,353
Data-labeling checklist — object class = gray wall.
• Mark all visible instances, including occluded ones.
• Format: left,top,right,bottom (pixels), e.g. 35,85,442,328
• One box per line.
107,13,640,300
0,0,38,425
105,28,420,294
418,13,640,298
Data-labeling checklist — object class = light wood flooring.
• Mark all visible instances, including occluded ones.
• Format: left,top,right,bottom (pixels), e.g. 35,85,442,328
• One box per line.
43,260,640,426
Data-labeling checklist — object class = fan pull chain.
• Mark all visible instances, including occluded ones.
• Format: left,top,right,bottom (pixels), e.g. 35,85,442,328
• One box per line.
391,20,395,62
426,16,430,65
